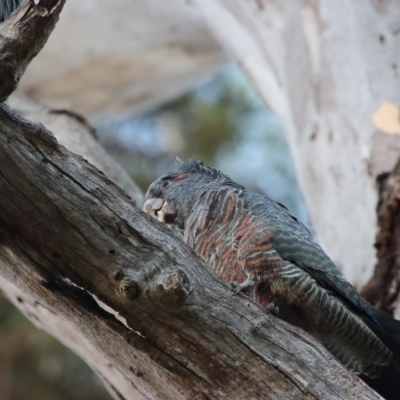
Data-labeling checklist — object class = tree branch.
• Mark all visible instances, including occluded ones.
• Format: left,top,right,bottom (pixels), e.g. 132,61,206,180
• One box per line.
0,0,383,398
0,0,66,101
0,275,146,400
7,93,143,205
0,103,380,399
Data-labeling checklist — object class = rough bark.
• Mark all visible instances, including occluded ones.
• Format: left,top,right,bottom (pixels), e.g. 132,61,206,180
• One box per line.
7,93,143,205
187,0,400,292
0,102,380,400
0,0,66,102
362,161,400,318
0,275,146,400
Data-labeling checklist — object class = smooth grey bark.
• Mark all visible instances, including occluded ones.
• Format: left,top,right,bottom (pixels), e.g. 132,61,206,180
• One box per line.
187,0,400,293
16,0,226,121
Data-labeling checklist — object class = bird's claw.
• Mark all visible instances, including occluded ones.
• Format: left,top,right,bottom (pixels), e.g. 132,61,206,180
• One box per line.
231,277,256,296
264,303,279,316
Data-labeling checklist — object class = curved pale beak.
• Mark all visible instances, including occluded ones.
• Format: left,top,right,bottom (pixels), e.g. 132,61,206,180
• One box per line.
143,198,177,224
143,198,164,218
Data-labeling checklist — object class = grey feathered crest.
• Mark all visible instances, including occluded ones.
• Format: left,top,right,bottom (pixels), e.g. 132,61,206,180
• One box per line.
176,160,244,190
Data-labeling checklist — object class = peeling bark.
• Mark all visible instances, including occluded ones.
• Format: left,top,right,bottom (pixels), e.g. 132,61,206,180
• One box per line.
362,163,400,318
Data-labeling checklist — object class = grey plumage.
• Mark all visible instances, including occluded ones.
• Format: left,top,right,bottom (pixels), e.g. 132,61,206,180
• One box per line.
144,160,400,399
0,0,22,22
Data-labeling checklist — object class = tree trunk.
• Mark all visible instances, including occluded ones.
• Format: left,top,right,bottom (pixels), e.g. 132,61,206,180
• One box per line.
17,0,226,121
188,0,400,295
0,1,383,399
362,160,400,317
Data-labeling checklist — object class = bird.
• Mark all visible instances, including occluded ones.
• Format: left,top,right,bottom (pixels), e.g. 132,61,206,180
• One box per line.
143,160,400,400
0,0,22,22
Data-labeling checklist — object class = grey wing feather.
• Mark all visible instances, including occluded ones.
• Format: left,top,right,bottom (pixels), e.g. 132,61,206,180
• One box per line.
0,0,22,22
247,192,379,326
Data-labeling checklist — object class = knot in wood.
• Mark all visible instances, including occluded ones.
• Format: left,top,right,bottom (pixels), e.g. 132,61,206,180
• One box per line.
153,269,191,305
119,278,140,300
113,269,124,281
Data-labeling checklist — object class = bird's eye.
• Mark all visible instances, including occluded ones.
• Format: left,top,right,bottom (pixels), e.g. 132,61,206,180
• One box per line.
162,181,169,188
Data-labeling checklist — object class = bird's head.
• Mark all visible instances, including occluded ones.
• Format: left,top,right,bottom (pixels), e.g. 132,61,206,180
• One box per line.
143,160,243,228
